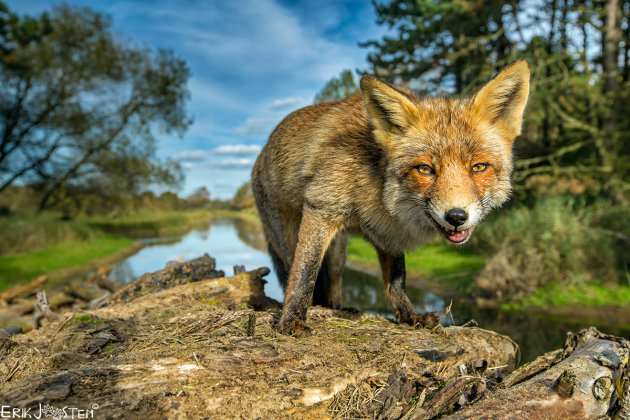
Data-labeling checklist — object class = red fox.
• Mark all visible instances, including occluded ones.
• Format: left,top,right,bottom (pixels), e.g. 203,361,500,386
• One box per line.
252,60,530,335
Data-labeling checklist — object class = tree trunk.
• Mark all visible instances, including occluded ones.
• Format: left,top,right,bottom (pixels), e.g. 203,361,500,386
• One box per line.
602,0,624,202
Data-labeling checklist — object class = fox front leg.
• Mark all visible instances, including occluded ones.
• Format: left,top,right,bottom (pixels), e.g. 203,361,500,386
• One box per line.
277,206,340,336
376,249,440,329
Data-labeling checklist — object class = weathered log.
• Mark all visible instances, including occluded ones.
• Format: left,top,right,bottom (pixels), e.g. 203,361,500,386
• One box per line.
445,327,630,419
47,292,77,310
0,311,34,332
99,253,225,306
63,280,108,302
85,265,114,283
1,255,628,420
36,291,59,322
0,275,47,305
85,265,123,292
6,298,34,315
98,265,278,313
0,256,517,419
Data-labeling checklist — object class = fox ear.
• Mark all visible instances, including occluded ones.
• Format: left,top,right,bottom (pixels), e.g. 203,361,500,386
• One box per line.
471,60,530,140
360,75,418,134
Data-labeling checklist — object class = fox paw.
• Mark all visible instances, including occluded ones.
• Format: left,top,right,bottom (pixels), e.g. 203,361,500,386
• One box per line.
400,312,440,329
276,319,313,337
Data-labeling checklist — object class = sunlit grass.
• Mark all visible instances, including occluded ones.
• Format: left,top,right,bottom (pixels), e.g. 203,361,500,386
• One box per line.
0,212,95,255
82,209,212,236
0,234,135,289
0,209,214,289
346,236,486,293
503,282,630,310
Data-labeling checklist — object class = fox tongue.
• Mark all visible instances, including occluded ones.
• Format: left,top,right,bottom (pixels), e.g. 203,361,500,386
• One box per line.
448,229,469,243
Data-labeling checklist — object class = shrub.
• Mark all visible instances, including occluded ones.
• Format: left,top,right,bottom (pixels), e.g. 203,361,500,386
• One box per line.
470,197,629,301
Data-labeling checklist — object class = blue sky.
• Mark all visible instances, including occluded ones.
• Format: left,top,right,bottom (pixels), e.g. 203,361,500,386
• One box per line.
10,0,387,199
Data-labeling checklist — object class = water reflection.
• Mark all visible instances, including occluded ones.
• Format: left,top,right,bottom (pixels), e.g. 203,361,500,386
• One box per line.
342,268,446,315
111,217,630,365
342,267,630,364
110,219,284,302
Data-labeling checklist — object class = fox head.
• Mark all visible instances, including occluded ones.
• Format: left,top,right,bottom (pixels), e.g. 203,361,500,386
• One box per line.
360,60,530,244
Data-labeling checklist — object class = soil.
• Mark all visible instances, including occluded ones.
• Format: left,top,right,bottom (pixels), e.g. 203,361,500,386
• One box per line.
0,255,519,419
1,255,628,419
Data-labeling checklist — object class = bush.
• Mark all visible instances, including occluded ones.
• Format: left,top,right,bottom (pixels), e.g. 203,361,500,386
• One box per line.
470,197,630,301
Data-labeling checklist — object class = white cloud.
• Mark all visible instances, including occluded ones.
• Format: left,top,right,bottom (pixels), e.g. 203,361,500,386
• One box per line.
213,144,262,156
235,118,277,136
182,162,196,170
270,97,306,110
214,158,255,169
171,150,207,162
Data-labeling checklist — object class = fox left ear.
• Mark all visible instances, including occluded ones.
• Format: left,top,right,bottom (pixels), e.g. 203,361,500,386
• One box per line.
360,75,418,135
471,60,530,141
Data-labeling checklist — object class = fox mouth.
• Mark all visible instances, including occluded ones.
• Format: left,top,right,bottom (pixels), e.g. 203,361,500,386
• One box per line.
424,212,474,244
438,226,474,244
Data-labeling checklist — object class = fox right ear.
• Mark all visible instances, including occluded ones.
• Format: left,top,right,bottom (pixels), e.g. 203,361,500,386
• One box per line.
360,75,418,134
470,60,530,141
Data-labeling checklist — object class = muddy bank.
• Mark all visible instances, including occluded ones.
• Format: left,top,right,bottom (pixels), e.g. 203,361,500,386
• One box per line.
0,255,628,419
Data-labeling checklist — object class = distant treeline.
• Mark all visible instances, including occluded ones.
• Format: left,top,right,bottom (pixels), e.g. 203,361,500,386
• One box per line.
0,181,256,216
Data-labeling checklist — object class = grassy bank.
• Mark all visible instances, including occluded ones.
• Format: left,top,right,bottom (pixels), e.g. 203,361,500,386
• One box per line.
503,282,630,311
346,236,486,294
83,209,213,237
469,196,630,311
206,208,260,223
0,212,97,256
0,234,137,289
0,209,215,290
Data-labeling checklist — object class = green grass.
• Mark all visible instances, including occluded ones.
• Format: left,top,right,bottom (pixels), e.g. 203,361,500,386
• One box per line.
83,209,212,236
503,282,630,310
0,208,214,290
0,212,96,255
346,236,486,293
0,234,135,289
75,314,103,323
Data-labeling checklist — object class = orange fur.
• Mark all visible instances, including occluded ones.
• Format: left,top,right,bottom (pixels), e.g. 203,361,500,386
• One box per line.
252,60,530,334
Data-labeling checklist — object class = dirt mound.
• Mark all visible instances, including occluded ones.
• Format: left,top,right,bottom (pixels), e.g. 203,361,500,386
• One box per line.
0,256,627,419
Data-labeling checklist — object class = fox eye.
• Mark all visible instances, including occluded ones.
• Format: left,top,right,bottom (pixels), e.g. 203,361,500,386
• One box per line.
471,163,488,173
416,164,435,175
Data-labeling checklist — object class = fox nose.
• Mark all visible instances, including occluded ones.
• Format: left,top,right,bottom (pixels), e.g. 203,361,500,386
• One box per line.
445,208,468,228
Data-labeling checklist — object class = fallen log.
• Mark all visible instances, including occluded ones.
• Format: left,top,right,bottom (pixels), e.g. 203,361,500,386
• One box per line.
99,253,225,306
36,291,59,322
0,275,47,305
444,327,630,419
85,265,123,292
0,256,517,418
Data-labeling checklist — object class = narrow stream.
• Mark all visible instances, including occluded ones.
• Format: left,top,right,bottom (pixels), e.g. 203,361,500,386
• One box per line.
110,217,630,364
